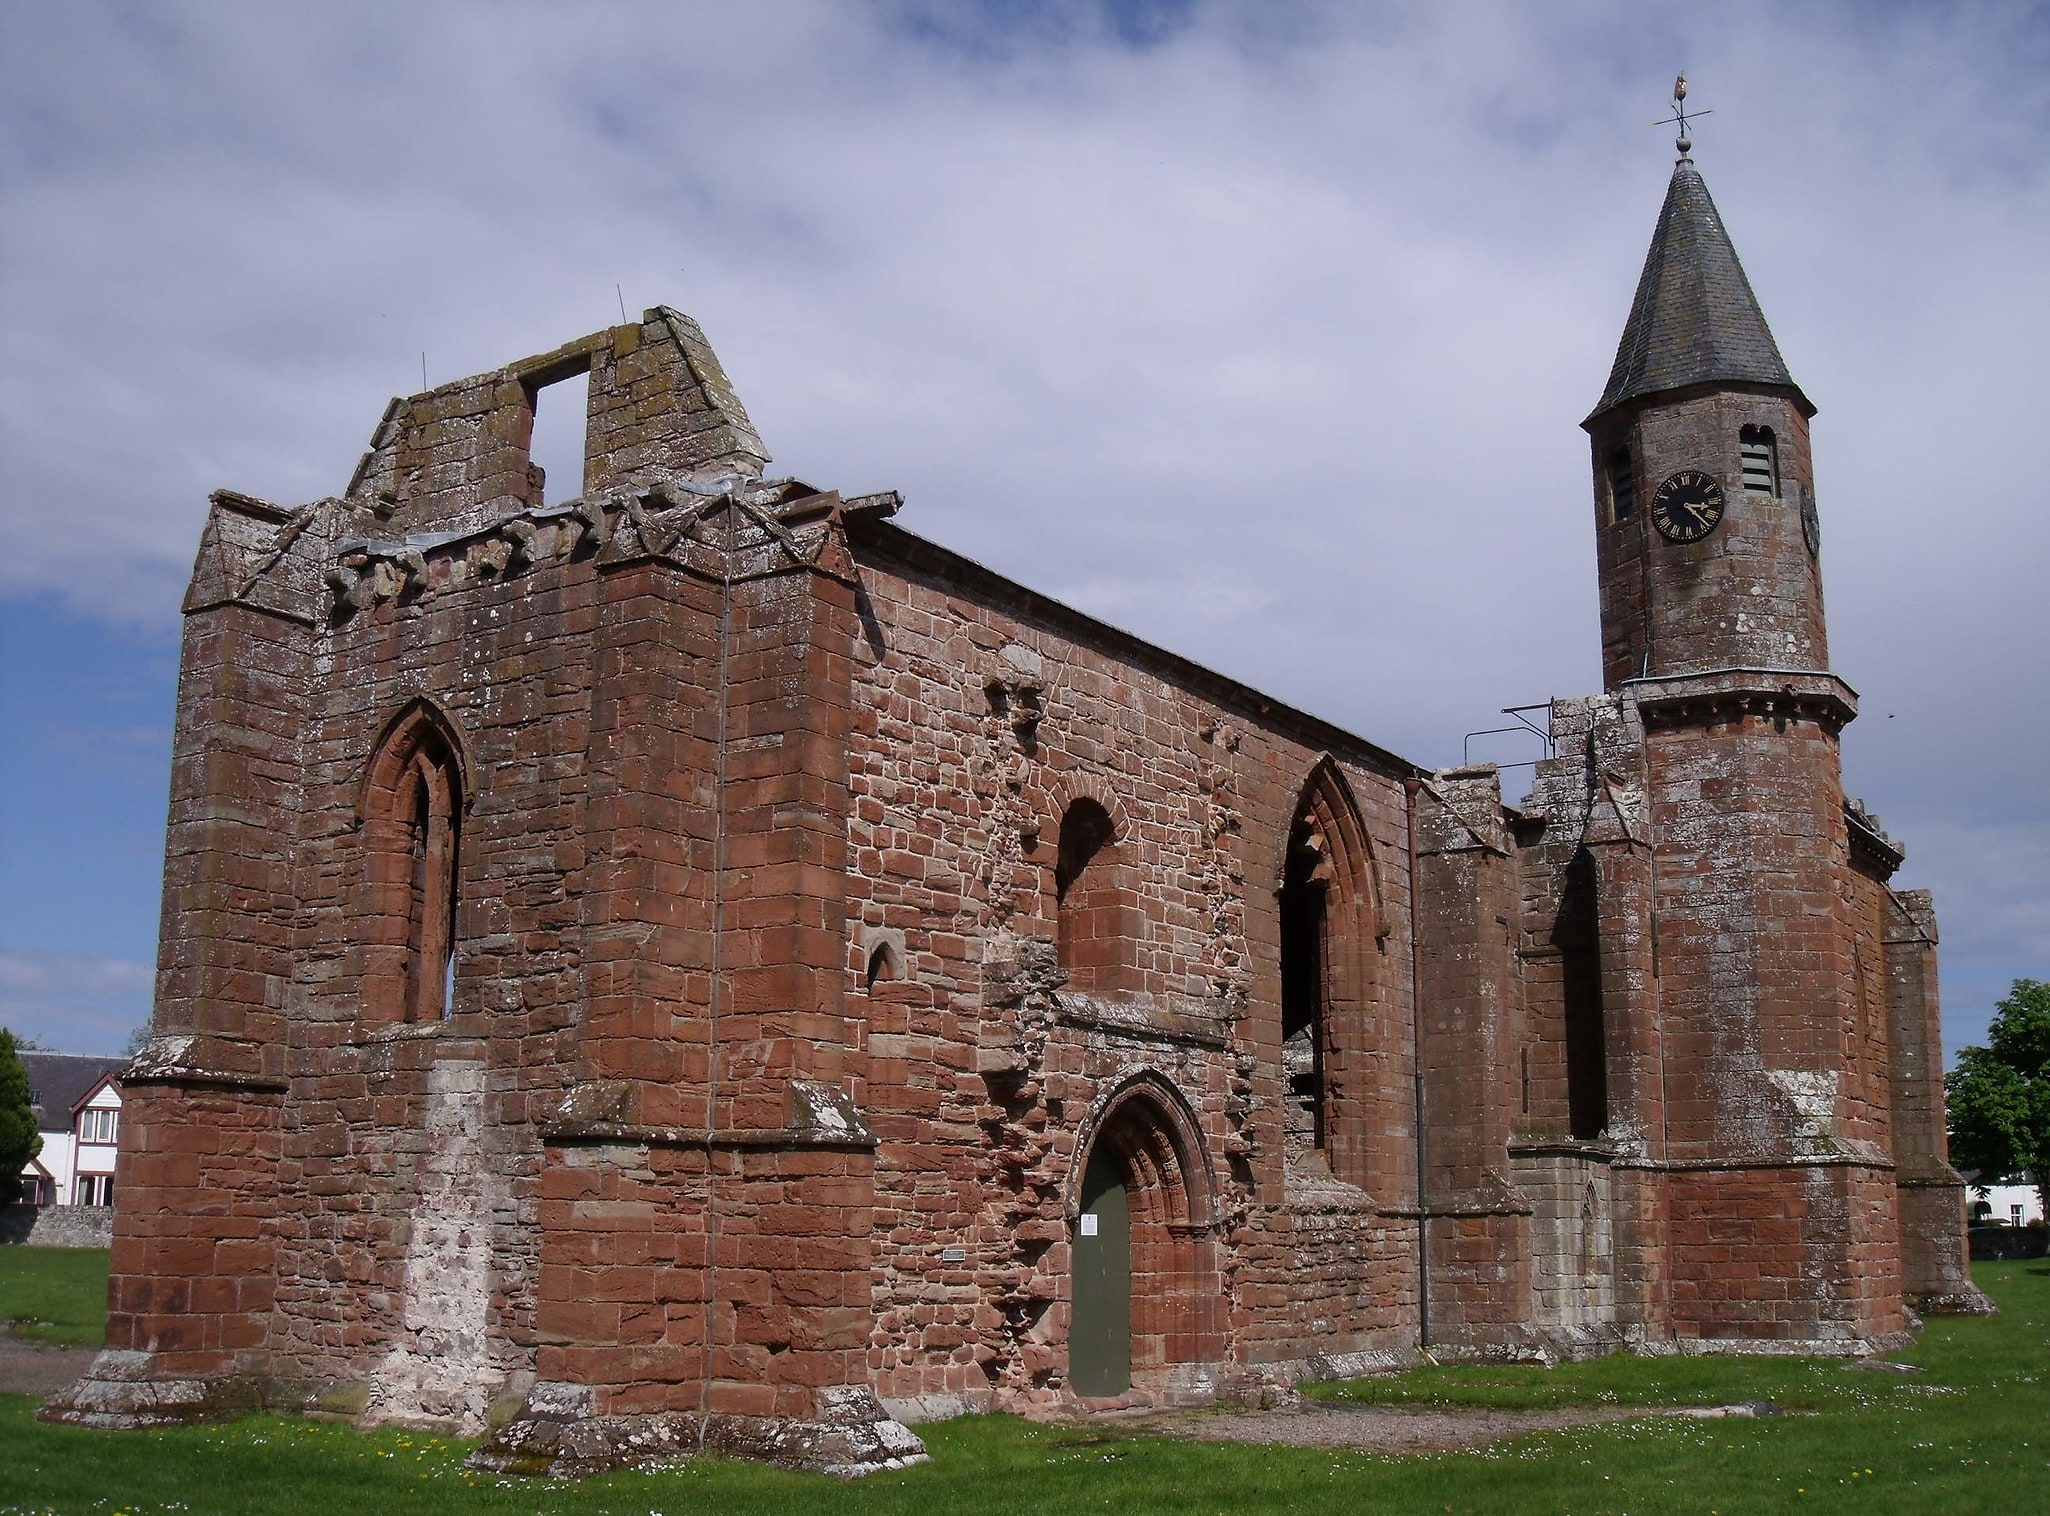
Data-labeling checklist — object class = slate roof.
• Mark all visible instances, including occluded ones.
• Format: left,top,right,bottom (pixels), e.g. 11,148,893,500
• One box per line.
1589,157,1810,425
18,1052,125,1132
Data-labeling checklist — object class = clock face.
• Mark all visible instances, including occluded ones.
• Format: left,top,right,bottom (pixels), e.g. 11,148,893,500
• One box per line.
1799,483,1821,560
1650,469,1727,543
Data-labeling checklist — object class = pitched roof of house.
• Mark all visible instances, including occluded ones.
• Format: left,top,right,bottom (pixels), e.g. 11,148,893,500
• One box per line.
18,1053,126,1133
1588,156,1810,425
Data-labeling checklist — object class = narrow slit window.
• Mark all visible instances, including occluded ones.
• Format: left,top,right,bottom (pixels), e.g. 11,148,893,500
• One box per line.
865,940,900,993
1739,425,1778,495
1607,450,1635,521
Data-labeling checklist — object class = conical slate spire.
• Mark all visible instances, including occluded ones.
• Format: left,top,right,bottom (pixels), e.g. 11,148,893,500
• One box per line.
1588,158,1810,425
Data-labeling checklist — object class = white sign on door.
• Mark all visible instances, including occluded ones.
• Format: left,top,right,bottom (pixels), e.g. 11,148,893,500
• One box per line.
1079,1213,1099,1237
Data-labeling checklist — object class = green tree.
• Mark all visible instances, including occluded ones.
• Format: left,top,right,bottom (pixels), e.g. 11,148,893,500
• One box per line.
0,1028,42,1206
1947,978,2050,1222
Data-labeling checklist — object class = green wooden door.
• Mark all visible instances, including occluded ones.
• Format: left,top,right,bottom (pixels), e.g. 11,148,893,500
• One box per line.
1070,1146,1131,1396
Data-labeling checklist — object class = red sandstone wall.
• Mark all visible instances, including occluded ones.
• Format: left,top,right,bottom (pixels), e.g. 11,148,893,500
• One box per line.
1666,1164,1901,1343
1645,711,1853,1159
536,1141,874,1420
274,539,608,1415
106,1084,282,1379
844,531,1419,1401
1640,706,1903,1343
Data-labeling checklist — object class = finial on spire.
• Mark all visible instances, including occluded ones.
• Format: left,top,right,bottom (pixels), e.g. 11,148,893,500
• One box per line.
1652,73,1712,161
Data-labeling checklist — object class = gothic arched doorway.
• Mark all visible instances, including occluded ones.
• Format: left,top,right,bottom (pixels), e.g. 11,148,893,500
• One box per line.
1067,1077,1219,1398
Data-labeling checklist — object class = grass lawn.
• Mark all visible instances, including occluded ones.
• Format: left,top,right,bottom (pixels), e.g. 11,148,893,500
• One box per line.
0,1247,108,1348
0,1257,2041,1515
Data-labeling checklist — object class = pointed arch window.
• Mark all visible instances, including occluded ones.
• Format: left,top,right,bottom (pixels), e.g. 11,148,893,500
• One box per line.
1279,762,1384,1179
865,939,901,993
362,705,465,1023
1739,425,1778,496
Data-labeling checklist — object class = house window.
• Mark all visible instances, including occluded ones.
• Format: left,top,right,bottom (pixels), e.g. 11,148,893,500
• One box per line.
1607,449,1635,521
74,1175,114,1207
1739,425,1778,495
79,1108,118,1145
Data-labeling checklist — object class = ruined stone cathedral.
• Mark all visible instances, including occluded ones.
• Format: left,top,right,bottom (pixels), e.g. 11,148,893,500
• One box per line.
48,149,1988,1473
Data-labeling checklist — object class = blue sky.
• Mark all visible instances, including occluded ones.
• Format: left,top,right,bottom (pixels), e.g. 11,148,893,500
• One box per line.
1,0,2045,1057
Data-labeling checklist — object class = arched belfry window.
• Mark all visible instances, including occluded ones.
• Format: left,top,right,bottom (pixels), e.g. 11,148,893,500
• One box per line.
1739,425,1778,496
361,704,465,1023
1055,796,1139,993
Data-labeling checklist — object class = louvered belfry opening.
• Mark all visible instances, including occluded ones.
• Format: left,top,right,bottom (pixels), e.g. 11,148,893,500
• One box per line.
1739,424,1778,495
1607,449,1636,521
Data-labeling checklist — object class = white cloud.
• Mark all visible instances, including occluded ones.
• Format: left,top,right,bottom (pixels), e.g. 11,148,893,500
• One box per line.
0,1,2043,1052
0,951,152,1056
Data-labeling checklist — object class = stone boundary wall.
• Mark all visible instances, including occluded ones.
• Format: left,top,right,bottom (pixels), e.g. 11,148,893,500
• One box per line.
0,1204,115,1247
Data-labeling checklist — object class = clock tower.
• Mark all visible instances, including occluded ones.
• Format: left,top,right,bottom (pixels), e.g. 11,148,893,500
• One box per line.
1583,151,1826,688
1541,127,1974,1348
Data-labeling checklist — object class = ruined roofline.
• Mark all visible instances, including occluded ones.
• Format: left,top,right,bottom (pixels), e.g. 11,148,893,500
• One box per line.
848,516,1426,784
342,306,770,515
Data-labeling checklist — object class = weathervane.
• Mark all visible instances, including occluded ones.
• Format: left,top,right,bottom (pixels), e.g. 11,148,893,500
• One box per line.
1652,73,1711,158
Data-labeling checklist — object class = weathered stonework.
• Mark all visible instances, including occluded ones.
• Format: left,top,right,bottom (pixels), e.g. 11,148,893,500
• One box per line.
48,151,1985,1473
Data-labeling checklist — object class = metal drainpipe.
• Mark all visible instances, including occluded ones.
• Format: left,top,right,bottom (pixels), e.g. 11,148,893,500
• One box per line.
1405,777,1430,1351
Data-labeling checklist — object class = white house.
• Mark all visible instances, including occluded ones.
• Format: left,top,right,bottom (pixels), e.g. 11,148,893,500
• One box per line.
15,1052,126,1207
1970,1183,2045,1228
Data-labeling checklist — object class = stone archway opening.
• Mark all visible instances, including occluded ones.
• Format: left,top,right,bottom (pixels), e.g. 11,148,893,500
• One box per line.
1067,1079,1220,1399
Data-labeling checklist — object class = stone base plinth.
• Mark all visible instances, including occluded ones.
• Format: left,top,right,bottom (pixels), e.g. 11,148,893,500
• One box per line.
468,1383,928,1479
37,1350,263,1429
